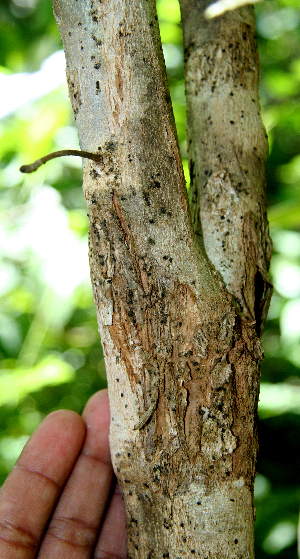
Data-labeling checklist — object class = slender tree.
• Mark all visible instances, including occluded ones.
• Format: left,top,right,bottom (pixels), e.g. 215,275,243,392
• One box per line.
52,0,272,556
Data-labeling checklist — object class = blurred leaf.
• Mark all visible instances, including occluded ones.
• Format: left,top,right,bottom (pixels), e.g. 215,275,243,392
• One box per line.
204,0,262,19
263,521,297,554
264,70,299,98
0,354,75,407
259,382,300,418
157,0,181,23
268,201,300,229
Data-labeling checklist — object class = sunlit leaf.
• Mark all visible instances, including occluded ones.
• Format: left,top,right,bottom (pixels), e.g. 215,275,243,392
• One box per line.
0,355,75,407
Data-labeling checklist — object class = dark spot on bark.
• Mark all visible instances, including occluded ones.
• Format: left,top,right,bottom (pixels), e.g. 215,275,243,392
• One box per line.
91,34,102,46
78,22,82,26
142,190,150,206
105,139,117,152
160,207,166,215
234,538,238,544
148,237,155,245
230,120,235,125
149,218,155,224
182,537,187,542
254,270,266,336
68,32,71,36
94,62,101,69
189,159,195,182
128,289,134,303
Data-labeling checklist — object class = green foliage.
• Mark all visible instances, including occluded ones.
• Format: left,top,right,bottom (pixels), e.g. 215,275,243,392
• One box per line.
1,0,300,556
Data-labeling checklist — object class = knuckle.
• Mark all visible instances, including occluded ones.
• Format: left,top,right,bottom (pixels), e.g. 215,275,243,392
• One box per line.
0,519,37,552
95,551,125,559
47,515,98,549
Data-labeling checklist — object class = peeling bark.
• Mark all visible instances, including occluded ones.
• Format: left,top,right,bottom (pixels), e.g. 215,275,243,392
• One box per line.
53,0,271,557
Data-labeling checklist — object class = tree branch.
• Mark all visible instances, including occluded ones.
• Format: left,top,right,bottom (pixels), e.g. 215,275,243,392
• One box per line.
20,149,102,173
179,0,272,336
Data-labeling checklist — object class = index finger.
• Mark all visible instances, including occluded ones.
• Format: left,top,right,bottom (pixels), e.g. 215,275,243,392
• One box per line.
0,410,85,559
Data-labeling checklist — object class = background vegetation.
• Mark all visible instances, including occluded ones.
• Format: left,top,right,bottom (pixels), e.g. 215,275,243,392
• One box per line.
1,0,300,556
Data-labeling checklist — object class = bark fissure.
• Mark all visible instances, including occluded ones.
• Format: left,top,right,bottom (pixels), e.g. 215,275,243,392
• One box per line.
53,0,272,556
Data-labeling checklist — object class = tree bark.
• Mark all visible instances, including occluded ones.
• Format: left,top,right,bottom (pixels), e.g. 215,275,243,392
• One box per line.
179,0,272,337
53,0,272,557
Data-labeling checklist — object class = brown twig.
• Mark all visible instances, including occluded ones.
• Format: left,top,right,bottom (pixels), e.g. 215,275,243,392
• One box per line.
20,149,102,173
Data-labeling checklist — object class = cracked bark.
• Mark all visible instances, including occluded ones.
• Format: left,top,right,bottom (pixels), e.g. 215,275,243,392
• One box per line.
53,0,272,557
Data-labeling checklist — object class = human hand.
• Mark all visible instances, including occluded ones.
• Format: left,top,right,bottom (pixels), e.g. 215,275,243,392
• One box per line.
0,389,127,559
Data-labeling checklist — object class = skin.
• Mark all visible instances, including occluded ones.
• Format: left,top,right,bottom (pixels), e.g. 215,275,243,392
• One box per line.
0,389,127,559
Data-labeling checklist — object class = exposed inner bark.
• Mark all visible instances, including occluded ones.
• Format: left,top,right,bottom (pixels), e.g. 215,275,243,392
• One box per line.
53,0,272,557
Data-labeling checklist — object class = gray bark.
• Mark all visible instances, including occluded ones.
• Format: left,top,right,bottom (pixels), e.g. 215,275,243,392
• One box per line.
180,0,272,337
53,0,272,557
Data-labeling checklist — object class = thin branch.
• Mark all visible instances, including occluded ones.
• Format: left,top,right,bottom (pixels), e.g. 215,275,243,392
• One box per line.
19,149,102,174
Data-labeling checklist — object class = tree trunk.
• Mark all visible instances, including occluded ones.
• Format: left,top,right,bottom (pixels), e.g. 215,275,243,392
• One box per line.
53,0,272,557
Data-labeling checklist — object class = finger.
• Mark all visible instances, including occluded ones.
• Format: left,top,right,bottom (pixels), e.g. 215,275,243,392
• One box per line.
94,482,127,559
38,389,116,559
0,411,86,559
